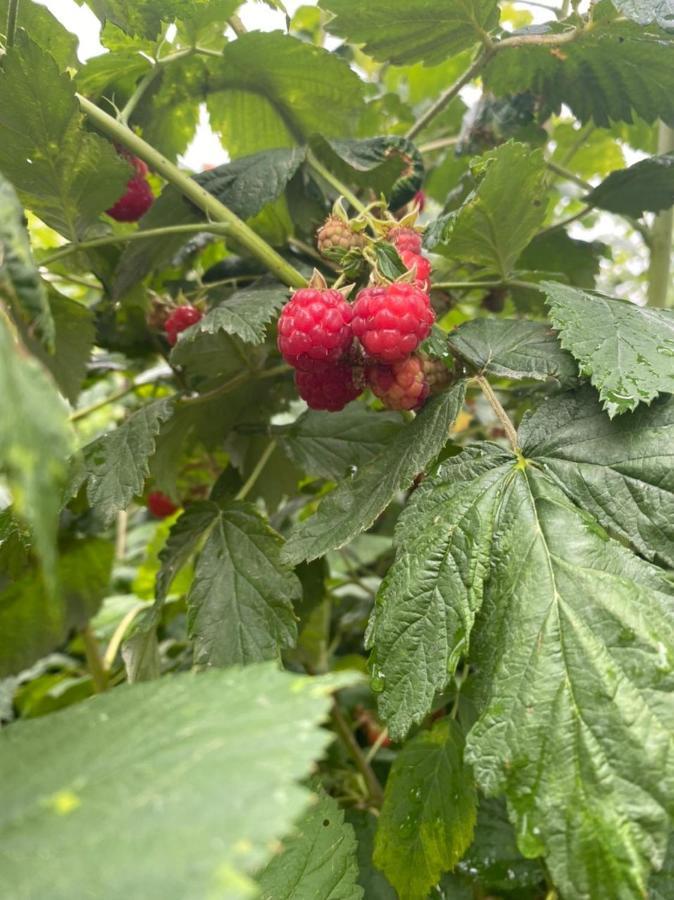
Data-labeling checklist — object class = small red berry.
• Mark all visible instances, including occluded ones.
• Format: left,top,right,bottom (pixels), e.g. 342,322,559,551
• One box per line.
106,152,154,222
400,250,432,291
388,226,422,255
367,355,429,411
277,288,353,370
147,491,178,518
352,283,434,363
165,305,203,346
295,362,362,411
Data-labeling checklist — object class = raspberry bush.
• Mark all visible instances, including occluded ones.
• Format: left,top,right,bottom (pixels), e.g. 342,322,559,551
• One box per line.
1,2,674,899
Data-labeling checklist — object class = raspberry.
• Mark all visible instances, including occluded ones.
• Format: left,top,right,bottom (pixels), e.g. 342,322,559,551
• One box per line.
420,355,452,393
295,362,362,411
367,355,429,411
388,226,422,255
277,288,353,370
317,215,365,260
165,304,203,346
106,151,154,222
352,283,434,363
147,491,178,518
400,250,432,291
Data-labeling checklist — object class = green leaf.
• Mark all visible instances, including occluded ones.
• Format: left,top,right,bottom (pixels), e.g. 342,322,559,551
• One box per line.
483,21,674,127
425,143,549,278
281,384,466,565
584,153,674,217
372,241,408,281
120,605,161,683
319,0,500,65
0,36,130,239
447,318,578,385
0,0,79,68
280,404,406,481
88,0,231,38
346,810,397,900
207,33,365,156
373,719,477,900
520,386,674,567
611,0,674,28
516,230,606,289
77,398,175,524
182,284,288,345
0,173,52,347
541,280,674,415
0,538,113,677
0,663,357,899
186,501,300,667
650,838,674,900
0,317,73,585
257,791,363,900
156,502,218,599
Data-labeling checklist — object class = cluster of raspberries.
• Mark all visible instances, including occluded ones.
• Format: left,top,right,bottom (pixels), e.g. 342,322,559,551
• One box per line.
278,229,437,412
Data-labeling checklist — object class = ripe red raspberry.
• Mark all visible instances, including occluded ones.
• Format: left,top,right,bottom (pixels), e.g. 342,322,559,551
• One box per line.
400,250,432,291
316,215,365,260
277,288,353,370
295,363,362,411
352,283,434,363
367,355,429,411
106,152,154,222
165,305,203,346
147,491,178,518
388,227,422,255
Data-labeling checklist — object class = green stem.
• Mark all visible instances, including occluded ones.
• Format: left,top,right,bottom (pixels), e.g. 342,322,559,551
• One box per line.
119,66,162,124
69,381,140,422
228,13,247,35
476,375,519,451
76,95,306,289
545,158,592,192
5,0,19,46
235,440,277,501
41,223,229,267
81,624,108,693
331,702,385,808
419,136,460,154
306,150,371,220
647,123,674,308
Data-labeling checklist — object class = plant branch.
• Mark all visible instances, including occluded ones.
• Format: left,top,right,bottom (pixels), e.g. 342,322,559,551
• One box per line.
331,701,385,807
41,223,229,267
419,136,460,154
475,375,519,450
306,150,371,220
235,440,277,501
228,13,247,35
119,66,162,124
545,158,592,192
81,624,108,693
76,95,307,289
5,0,19,46
69,381,140,422
647,123,674,308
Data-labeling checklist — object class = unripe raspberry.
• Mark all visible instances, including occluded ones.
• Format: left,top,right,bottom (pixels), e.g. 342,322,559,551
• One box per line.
106,150,154,222
295,362,362,411
420,355,452,393
367,355,429,411
147,491,178,518
165,304,203,346
400,250,432,291
316,215,365,261
388,226,422,255
277,288,353,370
352,283,434,363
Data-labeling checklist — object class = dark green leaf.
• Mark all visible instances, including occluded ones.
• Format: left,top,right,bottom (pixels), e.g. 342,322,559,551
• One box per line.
373,719,477,900
120,605,161,683
346,811,397,900
0,663,357,899
319,0,500,65
156,502,217,599
516,230,606,289
584,153,674,217
257,791,363,900
447,318,578,385
372,241,407,280
541,280,674,415
281,384,466,565
0,538,113,677
520,386,674,567
183,284,288,346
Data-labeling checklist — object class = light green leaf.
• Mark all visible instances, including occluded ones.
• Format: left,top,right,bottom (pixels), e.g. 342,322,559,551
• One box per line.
281,384,466,565
484,21,674,127
520,386,674,567
280,404,406,481
447,318,577,385
425,143,549,278
611,0,674,28
541,280,674,415
0,663,357,899
0,36,130,239
0,538,113,677
0,0,79,68
257,791,363,900
319,0,500,65
183,284,288,346
89,0,232,38
78,398,175,524
373,719,477,900
0,173,52,347
0,317,73,584
186,501,300,667
584,153,674,217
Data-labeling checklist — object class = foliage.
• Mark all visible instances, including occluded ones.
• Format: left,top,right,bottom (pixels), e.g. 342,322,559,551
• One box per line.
1,2,673,899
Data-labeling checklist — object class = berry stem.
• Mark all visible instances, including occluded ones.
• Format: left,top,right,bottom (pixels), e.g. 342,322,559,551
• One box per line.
5,0,19,47
306,150,373,223
475,375,519,451
76,95,307,289
235,440,277,502
647,123,674,307
331,701,385,808
80,623,108,693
